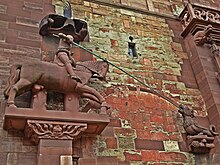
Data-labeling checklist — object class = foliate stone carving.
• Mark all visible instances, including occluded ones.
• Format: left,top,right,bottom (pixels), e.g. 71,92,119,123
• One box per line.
178,105,218,153
193,7,220,24
179,4,220,41
180,4,220,29
25,120,87,144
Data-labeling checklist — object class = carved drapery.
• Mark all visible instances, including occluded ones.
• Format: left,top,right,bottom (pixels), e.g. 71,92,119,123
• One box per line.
25,120,87,144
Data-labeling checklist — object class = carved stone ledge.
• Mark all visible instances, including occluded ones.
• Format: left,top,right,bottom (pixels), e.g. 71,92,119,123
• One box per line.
3,106,109,136
25,120,87,144
179,4,220,44
187,135,215,153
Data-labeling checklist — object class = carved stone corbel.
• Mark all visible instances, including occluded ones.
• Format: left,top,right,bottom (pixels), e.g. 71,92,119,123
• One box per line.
178,105,218,153
179,3,220,44
25,120,87,144
194,25,213,45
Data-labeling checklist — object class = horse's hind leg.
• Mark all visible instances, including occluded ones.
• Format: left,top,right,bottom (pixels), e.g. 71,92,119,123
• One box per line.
7,78,32,107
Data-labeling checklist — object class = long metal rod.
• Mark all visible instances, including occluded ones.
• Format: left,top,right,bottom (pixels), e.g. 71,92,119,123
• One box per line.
53,34,180,108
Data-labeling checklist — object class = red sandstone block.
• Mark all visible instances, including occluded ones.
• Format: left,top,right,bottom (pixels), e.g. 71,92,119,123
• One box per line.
9,22,38,33
7,7,31,17
43,4,55,15
6,36,41,48
150,115,164,124
114,128,136,138
118,161,130,165
150,132,169,141
163,124,178,132
141,150,159,162
101,127,114,137
148,163,166,165
124,150,142,161
136,129,151,139
106,137,118,149
18,153,37,165
135,139,164,151
23,1,43,13
109,118,121,127
159,152,187,162
97,156,118,165
79,158,96,165
0,14,16,22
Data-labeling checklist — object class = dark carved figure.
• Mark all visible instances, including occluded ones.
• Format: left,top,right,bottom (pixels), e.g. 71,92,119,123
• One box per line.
194,25,213,45
178,105,218,152
4,60,109,111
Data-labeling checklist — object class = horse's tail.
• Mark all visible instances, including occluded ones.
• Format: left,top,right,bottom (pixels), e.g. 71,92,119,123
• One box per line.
4,64,22,98
209,124,219,136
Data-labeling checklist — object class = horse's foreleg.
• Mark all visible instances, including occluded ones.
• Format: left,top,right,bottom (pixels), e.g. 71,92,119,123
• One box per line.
7,78,32,107
81,92,100,103
81,100,101,113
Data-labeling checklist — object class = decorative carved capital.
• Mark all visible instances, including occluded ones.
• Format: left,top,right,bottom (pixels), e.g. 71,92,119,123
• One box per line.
25,120,87,144
179,4,220,44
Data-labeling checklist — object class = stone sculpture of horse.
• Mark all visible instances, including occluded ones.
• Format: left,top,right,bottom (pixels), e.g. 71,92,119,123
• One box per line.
4,60,109,110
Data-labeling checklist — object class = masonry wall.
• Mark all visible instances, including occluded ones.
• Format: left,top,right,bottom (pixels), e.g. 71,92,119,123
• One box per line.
0,0,217,165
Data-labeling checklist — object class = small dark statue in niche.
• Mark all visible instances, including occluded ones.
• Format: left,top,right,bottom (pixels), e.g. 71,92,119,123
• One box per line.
178,105,218,153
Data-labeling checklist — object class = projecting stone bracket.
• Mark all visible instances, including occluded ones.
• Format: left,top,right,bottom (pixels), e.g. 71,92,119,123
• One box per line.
3,105,109,136
187,135,215,153
179,3,220,45
178,105,218,153
25,120,87,145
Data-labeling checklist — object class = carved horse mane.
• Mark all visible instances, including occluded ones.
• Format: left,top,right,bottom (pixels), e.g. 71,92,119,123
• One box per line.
77,61,107,73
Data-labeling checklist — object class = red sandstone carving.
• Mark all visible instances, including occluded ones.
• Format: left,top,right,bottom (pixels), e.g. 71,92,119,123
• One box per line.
194,25,213,45
179,4,220,41
4,60,109,112
178,105,218,153
25,120,87,144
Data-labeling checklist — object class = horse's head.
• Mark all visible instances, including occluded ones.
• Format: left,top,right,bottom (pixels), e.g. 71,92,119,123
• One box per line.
92,61,109,82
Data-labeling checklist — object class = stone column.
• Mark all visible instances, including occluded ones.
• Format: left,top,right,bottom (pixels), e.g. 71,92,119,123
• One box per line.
24,120,87,165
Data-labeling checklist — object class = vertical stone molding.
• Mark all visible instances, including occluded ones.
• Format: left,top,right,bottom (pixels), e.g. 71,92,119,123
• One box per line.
25,120,87,144
179,3,220,154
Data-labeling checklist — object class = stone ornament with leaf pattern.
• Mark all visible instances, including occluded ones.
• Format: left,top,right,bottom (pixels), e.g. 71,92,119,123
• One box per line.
25,120,87,144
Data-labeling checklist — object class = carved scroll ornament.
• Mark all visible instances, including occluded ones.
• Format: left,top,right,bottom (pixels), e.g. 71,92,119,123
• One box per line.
25,120,87,144
180,4,220,29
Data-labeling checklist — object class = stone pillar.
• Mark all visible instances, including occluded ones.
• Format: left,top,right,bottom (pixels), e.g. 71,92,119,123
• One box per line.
38,139,73,165
24,120,87,165
179,3,220,156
